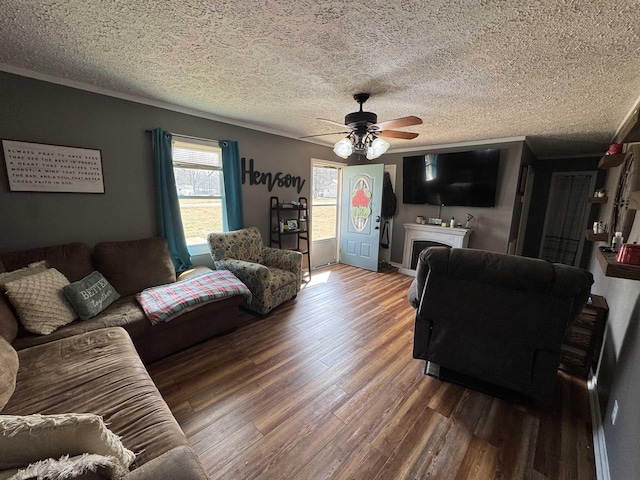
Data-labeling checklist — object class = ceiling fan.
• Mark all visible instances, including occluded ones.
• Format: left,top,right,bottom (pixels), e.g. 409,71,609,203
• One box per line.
301,93,423,160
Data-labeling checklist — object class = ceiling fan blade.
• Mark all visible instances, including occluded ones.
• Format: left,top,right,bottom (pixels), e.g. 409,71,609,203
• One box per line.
371,116,423,130
378,130,419,140
299,131,350,139
317,118,347,128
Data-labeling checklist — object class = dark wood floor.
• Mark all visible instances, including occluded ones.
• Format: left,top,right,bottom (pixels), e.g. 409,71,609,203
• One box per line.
148,264,596,480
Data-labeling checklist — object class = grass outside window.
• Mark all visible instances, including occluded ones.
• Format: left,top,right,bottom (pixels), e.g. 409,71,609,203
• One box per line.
178,198,223,245
312,198,337,241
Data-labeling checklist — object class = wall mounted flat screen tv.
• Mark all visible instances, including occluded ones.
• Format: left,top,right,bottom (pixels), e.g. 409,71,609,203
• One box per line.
403,149,500,207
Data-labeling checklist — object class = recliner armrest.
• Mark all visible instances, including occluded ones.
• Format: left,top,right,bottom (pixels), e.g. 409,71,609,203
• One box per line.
407,278,420,309
412,246,440,314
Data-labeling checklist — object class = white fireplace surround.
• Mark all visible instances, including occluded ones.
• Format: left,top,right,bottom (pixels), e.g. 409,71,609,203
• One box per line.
401,223,472,276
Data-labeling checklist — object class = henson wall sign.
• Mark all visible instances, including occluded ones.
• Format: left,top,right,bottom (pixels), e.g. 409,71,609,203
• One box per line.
241,157,306,194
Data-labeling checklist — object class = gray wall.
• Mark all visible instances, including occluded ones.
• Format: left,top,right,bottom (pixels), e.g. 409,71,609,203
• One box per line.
371,141,524,264
0,72,334,252
587,161,640,480
0,71,523,268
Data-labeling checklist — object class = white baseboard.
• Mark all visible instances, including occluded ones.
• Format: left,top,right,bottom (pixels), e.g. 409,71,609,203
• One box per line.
588,375,611,480
398,267,416,277
392,262,416,276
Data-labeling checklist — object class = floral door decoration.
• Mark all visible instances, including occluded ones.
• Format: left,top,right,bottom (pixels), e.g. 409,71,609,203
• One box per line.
351,176,372,232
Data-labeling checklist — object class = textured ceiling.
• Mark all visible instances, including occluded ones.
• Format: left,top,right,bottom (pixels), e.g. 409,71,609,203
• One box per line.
1,1,640,158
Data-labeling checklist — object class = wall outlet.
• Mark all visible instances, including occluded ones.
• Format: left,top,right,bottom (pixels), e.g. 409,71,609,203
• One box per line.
611,400,619,425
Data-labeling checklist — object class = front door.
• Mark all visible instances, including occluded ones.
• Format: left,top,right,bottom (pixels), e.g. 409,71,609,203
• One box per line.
339,164,384,271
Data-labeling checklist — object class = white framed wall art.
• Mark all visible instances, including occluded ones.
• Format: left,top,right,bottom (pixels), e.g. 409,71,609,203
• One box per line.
2,139,104,193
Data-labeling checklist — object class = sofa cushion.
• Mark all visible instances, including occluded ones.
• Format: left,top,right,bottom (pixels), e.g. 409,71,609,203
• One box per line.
266,268,297,290
136,270,251,325
0,243,94,283
93,238,176,297
2,328,188,466
0,413,135,472
176,266,212,282
0,336,18,411
5,268,77,335
10,297,146,351
63,272,121,321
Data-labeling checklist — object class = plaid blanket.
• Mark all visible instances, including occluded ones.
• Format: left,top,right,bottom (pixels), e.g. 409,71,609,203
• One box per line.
136,270,251,325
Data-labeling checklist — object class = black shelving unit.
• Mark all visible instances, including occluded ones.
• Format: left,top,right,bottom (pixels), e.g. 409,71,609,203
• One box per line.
270,196,311,279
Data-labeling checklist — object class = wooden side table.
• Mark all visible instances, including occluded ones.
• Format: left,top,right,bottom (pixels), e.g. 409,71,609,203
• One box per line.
559,294,608,379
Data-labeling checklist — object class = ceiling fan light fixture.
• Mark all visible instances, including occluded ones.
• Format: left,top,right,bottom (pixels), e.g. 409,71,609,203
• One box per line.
333,137,353,159
366,137,390,160
319,93,420,160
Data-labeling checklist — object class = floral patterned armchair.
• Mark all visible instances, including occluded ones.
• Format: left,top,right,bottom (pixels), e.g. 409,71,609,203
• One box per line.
207,227,302,315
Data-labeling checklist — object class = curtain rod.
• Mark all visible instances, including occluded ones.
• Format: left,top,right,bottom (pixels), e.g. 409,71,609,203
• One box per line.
145,129,220,144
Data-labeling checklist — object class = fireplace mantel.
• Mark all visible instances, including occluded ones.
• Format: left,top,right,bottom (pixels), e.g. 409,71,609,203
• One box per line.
401,223,472,276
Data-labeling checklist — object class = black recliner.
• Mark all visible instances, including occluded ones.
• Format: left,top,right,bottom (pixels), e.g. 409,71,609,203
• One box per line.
408,247,593,404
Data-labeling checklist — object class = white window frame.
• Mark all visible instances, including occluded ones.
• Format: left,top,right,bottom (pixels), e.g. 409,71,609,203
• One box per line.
171,136,225,255
310,158,346,268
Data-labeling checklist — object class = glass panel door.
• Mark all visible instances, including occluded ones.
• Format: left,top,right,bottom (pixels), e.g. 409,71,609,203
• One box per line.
311,163,341,268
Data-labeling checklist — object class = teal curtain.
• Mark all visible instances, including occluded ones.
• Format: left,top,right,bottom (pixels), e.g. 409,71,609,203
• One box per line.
221,140,244,231
151,128,193,272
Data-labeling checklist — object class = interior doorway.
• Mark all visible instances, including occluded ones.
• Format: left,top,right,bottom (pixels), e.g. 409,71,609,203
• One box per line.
379,164,397,267
310,159,345,268
538,171,596,266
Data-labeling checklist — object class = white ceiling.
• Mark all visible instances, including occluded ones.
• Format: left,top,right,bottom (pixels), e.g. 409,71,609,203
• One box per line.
1,1,640,158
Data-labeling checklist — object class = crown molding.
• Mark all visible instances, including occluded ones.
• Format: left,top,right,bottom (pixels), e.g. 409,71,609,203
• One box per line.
3,63,624,158
387,136,528,154
0,63,327,146
0,65,529,154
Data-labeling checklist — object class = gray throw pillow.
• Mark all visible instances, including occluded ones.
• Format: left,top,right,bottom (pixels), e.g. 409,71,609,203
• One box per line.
63,272,120,321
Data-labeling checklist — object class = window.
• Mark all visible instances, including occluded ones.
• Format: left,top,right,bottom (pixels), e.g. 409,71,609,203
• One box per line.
171,137,225,247
311,165,339,241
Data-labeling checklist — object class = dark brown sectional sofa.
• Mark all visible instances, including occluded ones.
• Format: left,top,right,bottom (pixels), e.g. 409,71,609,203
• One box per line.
0,237,245,478
1,238,243,362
